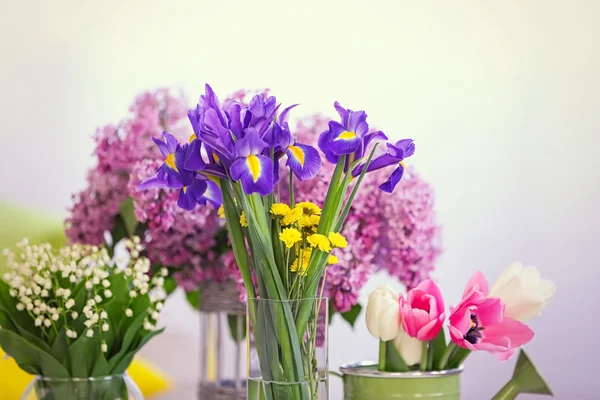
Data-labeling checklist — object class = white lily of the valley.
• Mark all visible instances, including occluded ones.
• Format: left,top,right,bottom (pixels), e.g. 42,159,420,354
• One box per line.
365,285,401,341
393,327,422,366
489,262,556,323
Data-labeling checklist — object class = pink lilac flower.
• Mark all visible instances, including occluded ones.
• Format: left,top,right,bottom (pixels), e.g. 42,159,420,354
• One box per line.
67,88,236,292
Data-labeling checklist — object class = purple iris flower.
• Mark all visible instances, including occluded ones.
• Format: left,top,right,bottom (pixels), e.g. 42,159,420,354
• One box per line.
177,178,209,210
318,102,387,165
196,180,222,208
138,132,189,190
271,120,321,181
353,139,415,193
230,130,274,196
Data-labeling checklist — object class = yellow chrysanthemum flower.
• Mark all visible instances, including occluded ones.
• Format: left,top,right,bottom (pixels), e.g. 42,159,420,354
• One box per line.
240,212,248,228
327,255,339,265
298,214,321,229
290,250,312,275
217,205,225,219
279,228,302,248
282,207,303,226
307,234,331,252
270,203,291,217
295,202,321,215
328,232,348,248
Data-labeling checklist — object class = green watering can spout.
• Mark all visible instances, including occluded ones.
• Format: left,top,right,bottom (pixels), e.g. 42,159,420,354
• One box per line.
492,349,553,400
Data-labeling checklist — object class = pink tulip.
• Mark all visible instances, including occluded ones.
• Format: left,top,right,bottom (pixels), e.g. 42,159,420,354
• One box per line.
399,279,445,341
449,272,534,361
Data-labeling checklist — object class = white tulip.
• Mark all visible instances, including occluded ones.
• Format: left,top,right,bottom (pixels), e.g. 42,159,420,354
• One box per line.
489,262,556,323
393,328,422,366
365,285,401,341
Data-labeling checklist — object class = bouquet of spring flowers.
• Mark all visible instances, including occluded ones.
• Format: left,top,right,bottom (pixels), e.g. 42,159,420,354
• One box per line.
65,89,234,308
137,84,415,399
365,263,555,379
0,238,165,399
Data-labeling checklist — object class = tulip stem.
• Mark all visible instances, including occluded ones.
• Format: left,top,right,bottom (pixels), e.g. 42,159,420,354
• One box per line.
420,341,428,371
438,342,457,370
378,340,386,371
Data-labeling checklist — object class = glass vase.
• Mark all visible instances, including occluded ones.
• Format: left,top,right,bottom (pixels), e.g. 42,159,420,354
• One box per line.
21,374,143,400
246,297,328,400
198,281,246,399
340,362,462,400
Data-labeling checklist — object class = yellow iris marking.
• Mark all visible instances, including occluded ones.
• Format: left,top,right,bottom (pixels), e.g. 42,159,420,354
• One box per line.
183,186,188,193
287,145,305,166
165,153,178,171
247,154,261,182
399,160,406,169
213,153,220,164
188,134,196,143
335,130,357,141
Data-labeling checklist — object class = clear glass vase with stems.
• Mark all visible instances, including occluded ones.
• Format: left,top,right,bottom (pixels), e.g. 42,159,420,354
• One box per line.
21,374,143,400
247,297,328,400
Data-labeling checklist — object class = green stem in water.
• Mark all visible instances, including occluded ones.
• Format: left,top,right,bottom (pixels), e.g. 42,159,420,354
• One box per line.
420,341,428,371
378,340,386,371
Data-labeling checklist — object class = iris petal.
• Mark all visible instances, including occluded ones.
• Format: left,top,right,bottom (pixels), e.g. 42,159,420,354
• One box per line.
286,144,321,181
230,155,274,196
379,164,405,193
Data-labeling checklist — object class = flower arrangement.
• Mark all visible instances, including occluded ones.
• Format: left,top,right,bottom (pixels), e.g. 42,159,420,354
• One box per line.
65,89,234,305
0,238,165,381
365,262,555,374
136,83,416,400
290,115,441,320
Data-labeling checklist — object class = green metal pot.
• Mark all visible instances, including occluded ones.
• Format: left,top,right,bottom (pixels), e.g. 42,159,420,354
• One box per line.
341,362,463,400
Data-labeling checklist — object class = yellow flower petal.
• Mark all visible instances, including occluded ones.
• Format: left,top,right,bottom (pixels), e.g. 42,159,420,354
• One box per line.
282,207,303,226
328,232,348,248
307,234,331,252
279,228,302,248
327,255,339,265
240,212,248,228
270,203,291,217
217,205,225,219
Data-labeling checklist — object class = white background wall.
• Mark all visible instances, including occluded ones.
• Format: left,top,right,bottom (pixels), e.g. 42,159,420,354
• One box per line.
1,1,599,398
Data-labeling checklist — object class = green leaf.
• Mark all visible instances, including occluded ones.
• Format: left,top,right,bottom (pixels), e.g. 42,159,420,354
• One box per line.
91,353,110,376
50,328,70,371
107,310,148,373
111,215,129,245
185,290,200,310
447,346,471,369
340,303,362,327
0,308,18,333
227,314,246,343
0,328,69,377
384,340,409,372
0,281,37,336
0,309,53,354
430,329,447,370
119,198,138,237
163,275,177,295
110,327,164,374
68,331,100,377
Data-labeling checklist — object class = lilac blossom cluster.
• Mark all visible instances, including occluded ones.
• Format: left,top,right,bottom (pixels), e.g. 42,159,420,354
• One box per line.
65,89,235,290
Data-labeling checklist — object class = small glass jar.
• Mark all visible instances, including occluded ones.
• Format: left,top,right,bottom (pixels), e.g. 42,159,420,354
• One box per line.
21,374,143,400
198,281,246,399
